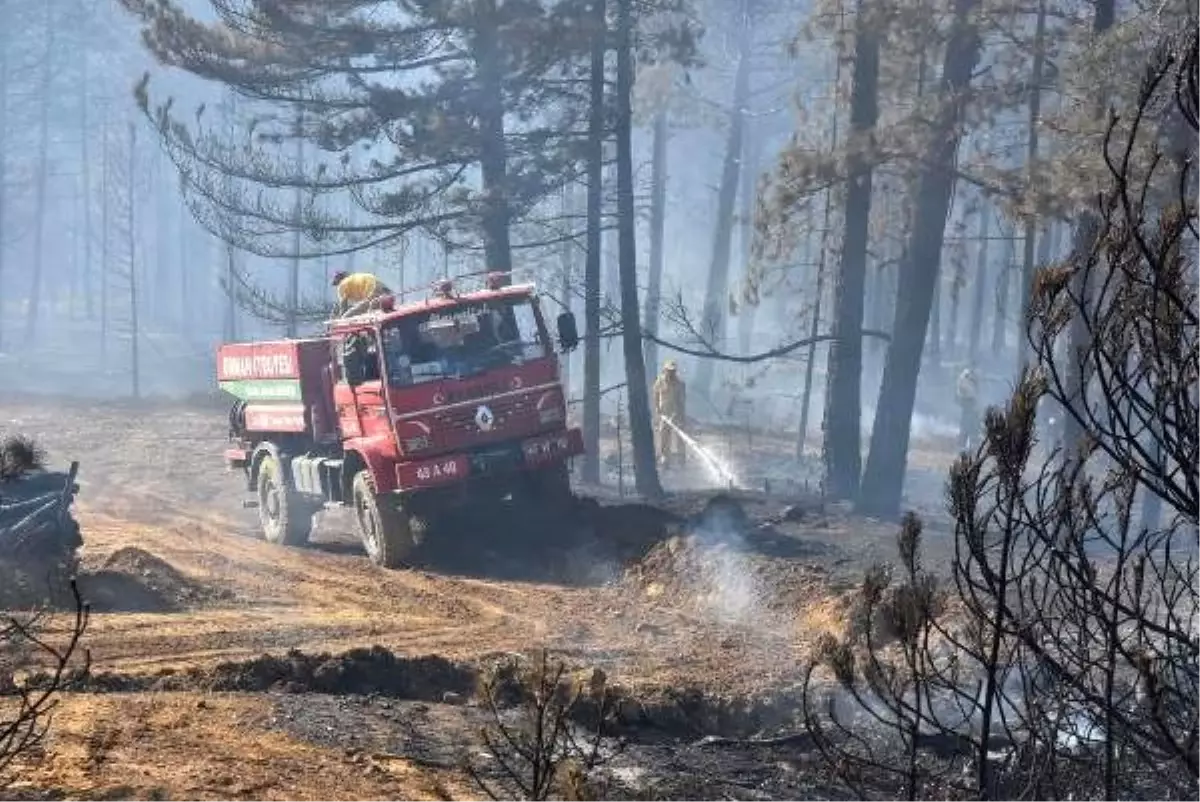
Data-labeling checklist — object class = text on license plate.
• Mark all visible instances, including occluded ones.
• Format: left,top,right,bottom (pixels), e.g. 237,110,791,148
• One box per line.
523,436,569,460
416,459,460,481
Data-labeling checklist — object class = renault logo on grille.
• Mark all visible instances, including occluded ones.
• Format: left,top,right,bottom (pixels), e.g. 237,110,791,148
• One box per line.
475,405,496,432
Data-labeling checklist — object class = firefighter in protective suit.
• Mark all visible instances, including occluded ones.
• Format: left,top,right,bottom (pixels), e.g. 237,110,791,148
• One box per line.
956,366,979,450
652,360,687,468
332,271,393,317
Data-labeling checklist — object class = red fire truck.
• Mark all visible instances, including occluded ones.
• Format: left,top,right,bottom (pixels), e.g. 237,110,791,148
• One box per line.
217,274,583,568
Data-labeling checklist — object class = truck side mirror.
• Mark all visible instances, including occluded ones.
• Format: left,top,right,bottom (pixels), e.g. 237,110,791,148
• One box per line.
342,340,367,386
556,311,579,353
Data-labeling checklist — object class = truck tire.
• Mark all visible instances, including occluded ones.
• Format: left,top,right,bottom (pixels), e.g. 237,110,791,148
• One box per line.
257,454,315,547
352,470,425,568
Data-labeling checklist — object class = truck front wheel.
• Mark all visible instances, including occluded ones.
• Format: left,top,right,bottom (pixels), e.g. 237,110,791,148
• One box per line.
257,454,316,547
352,470,425,568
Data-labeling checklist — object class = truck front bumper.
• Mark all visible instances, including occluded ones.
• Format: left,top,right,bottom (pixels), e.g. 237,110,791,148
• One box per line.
224,447,250,468
395,427,583,491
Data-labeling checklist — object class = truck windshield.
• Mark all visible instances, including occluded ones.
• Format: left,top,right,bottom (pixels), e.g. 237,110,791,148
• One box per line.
380,297,548,386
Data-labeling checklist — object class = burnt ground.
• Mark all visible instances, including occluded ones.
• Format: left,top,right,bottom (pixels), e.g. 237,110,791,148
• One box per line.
0,393,962,800
15,642,850,800
265,692,853,801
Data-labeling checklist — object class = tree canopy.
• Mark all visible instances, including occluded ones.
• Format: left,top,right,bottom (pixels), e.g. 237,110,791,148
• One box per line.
122,0,604,270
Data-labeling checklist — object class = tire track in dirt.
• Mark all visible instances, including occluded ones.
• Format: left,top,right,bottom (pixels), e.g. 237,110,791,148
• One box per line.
3,397,854,698
71,510,573,675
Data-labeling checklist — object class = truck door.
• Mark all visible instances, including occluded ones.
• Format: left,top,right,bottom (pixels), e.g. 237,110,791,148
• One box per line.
333,330,390,442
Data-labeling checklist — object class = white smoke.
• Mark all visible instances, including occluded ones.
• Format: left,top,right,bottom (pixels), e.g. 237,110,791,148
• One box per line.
908,411,959,441
686,500,765,628
698,539,759,625
857,407,959,442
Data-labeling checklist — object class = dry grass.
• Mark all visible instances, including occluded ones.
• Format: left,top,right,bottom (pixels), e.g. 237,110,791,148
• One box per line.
9,692,469,800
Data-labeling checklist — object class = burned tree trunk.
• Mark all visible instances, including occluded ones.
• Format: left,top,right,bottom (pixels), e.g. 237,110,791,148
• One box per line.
100,114,111,362
128,123,141,400
220,90,239,342
1015,0,1048,373
968,202,990,362
615,0,661,499
1061,0,1115,457
604,156,619,305
736,121,758,354
178,195,190,334
868,263,892,364
559,183,579,396
928,268,941,365
797,199,828,459
946,244,965,360
23,8,54,346
80,64,95,322
580,0,606,485
223,242,238,342
822,0,880,501
287,105,303,337
153,145,170,326
858,0,982,517
991,236,1013,355
868,189,898,367
693,5,751,404
475,6,514,280
643,109,668,384
1137,210,1176,533
344,197,358,275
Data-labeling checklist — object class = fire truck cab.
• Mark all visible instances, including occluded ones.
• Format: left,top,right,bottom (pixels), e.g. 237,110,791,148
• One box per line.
217,274,583,568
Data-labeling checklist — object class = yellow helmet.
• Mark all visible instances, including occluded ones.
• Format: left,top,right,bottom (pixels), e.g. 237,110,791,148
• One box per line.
663,360,678,372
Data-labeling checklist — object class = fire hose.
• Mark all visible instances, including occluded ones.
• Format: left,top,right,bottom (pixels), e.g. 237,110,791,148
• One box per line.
659,415,739,487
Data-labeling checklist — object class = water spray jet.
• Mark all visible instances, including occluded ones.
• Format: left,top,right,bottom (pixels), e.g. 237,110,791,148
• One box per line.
659,417,741,489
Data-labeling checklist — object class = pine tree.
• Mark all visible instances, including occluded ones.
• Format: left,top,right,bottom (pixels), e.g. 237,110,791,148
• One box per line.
615,0,662,498
121,0,598,276
858,0,984,516
822,0,881,502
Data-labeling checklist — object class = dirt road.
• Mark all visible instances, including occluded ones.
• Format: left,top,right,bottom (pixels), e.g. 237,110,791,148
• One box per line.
0,395,932,799
3,396,897,687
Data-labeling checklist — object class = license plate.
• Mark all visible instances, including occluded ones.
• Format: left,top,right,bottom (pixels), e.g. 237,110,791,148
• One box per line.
523,435,571,463
398,455,467,488
416,460,459,481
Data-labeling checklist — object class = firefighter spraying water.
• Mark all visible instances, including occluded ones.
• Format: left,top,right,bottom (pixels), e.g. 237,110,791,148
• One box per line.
652,360,740,487
652,360,687,468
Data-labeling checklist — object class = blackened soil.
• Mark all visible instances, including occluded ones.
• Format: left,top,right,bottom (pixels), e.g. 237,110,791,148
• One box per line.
267,692,852,800
30,646,474,702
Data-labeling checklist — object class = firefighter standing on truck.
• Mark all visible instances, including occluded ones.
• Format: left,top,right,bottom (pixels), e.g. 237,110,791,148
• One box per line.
653,360,687,468
332,271,392,316
956,366,979,450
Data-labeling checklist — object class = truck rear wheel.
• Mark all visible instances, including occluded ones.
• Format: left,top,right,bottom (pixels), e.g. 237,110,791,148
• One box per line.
352,470,425,568
257,454,315,547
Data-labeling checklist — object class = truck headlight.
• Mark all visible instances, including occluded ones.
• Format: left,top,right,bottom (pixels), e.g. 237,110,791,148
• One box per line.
402,435,431,452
